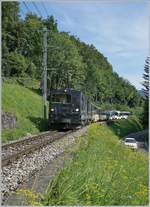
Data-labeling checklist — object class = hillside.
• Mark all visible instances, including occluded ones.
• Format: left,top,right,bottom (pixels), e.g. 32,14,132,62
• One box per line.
2,2,142,109
2,81,48,143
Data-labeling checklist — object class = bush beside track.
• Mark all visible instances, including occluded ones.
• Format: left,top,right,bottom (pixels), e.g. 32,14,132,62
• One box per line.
43,123,148,206
2,81,48,143
109,115,143,138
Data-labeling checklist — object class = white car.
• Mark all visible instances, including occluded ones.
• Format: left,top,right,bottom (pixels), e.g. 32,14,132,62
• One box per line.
123,138,138,149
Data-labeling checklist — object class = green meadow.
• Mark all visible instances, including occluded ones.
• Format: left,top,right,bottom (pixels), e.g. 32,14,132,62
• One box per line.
43,124,148,206
2,81,49,143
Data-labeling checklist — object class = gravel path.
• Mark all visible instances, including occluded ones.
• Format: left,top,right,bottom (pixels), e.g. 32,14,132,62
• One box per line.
2,126,89,203
3,152,72,206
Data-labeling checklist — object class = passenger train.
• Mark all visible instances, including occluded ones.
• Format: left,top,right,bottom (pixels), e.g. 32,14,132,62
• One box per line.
48,88,131,128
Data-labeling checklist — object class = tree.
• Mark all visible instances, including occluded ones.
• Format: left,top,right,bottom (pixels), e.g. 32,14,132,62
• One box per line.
142,57,149,98
23,13,44,78
2,2,20,76
2,2,20,52
141,57,149,128
5,52,28,77
47,32,85,89
43,16,58,32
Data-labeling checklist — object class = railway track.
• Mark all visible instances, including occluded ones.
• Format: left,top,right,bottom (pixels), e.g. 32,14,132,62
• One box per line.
2,121,107,168
2,130,74,167
2,126,89,204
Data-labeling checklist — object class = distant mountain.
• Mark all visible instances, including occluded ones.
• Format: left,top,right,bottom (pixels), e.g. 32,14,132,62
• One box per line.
138,90,145,97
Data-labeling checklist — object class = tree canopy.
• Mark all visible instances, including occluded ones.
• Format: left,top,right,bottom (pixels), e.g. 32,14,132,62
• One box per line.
2,2,142,109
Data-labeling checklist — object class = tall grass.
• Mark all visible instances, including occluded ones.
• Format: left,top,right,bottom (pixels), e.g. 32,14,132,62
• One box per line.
43,124,148,205
2,82,49,143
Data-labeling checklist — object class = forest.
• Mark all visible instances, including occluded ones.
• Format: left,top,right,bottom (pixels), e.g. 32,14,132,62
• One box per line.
2,2,143,110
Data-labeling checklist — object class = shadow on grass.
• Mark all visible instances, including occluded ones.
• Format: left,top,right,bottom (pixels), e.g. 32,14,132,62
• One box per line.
28,116,49,132
29,88,42,96
28,88,51,101
108,116,143,139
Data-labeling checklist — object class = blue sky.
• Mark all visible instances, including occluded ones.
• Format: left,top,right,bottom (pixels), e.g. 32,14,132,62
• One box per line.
20,0,149,90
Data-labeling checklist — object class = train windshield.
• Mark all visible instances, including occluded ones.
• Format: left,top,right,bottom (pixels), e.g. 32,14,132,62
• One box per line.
51,94,71,104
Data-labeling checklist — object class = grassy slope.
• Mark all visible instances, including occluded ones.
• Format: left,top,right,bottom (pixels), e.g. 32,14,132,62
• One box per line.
2,82,48,143
43,124,148,206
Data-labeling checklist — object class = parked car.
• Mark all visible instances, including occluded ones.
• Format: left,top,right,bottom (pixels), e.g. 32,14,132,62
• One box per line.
123,138,138,149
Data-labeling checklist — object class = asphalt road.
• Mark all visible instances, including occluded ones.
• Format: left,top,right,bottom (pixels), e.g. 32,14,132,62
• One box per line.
124,130,148,151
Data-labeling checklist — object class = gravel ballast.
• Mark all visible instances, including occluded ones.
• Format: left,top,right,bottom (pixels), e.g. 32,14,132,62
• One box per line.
2,126,88,202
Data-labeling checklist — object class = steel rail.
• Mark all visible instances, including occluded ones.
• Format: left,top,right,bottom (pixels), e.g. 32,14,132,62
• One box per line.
2,131,58,151
2,130,73,167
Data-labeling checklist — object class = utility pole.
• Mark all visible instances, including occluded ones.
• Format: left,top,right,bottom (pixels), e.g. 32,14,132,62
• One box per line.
43,27,47,119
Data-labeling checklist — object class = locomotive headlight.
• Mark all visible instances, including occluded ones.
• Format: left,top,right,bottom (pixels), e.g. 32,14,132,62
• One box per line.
50,108,54,112
75,108,79,112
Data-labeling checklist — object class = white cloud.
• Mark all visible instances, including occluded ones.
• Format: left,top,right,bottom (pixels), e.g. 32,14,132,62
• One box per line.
44,0,149,89
121,73,143,89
